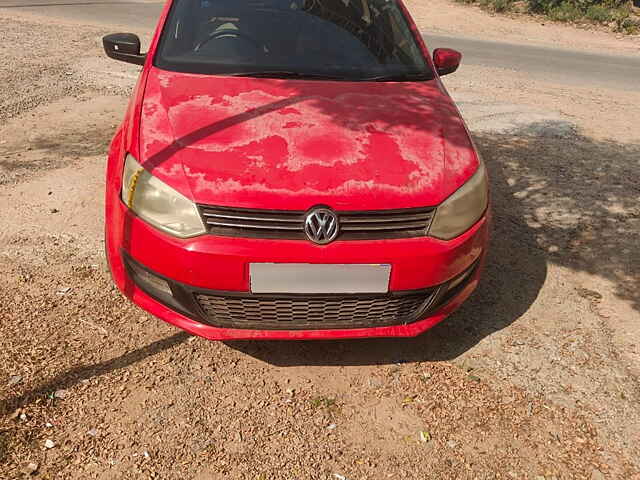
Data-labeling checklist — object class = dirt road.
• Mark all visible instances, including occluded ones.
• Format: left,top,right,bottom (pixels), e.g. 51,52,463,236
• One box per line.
1,3,639,479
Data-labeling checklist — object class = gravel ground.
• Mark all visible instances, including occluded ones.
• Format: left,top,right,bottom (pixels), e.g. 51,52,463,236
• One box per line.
1,6,640,480
0,16,135,125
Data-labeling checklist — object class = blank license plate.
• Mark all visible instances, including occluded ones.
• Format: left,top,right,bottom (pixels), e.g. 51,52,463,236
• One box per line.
250,263,391,294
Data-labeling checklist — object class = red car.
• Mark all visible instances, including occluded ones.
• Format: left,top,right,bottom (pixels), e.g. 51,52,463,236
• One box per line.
103,0,489,341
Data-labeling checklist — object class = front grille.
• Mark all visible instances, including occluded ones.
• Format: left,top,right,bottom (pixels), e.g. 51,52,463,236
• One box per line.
198,205,435,241
195,290,438,330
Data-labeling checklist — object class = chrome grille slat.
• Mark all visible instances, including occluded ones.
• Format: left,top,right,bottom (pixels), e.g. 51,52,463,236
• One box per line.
202,212,302,223
341,214,431,223
205,220,301,231
198,205,435,241
342,222,428,231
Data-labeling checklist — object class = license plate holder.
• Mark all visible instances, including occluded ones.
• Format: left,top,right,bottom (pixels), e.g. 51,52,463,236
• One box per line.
249,263,391,294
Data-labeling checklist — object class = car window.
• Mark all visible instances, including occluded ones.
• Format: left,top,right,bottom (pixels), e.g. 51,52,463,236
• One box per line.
155,0,432,81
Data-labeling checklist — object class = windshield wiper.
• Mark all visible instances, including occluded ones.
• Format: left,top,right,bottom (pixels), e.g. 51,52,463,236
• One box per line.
227,71,352,81
224,70,433,82
358,72,433,82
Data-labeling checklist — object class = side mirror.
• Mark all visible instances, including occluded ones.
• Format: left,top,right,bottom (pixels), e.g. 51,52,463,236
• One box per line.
103,33,146,66
433,48,462,77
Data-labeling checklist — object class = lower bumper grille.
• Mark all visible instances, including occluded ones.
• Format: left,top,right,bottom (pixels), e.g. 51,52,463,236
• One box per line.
195,291,438,330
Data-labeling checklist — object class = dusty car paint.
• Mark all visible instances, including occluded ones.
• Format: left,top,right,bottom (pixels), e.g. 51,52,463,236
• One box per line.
138,70,479,210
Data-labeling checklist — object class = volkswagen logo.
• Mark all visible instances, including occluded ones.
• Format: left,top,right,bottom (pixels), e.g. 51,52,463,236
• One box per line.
304,208,339,245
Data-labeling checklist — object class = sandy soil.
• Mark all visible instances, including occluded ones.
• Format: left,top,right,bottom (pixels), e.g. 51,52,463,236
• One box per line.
1,5,639,480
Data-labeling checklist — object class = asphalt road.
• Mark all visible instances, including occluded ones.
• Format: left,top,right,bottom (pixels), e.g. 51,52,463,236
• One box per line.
1,0,639,91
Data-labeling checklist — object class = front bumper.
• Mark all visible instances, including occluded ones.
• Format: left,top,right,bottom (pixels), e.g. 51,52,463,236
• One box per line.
106,199,489,340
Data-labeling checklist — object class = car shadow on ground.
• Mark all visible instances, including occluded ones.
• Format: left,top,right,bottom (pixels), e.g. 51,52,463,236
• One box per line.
228,124,640,367
0,332,191,416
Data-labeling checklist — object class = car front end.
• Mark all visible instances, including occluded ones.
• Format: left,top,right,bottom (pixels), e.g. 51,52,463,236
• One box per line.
103,0,490,341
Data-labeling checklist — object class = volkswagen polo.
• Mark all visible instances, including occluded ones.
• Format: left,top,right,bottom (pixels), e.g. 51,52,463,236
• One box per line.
103,0,490,340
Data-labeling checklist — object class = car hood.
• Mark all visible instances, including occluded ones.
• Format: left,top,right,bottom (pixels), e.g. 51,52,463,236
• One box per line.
138,67,478,211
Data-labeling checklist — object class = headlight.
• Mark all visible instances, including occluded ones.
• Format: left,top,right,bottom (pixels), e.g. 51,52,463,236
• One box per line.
121,154,206,238
429,160,488,240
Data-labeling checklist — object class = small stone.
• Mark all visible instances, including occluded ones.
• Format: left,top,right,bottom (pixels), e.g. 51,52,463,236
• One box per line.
44,439,55,449
54,389,68,399
576,288,603,303
24,462,39,475
327,423,337,430
45,422,53,428
19,413,28,421
56,287,71,295
50,208,60,214
87,428,98,437
447,440,458,448
143,451,150,459
8,375,22,387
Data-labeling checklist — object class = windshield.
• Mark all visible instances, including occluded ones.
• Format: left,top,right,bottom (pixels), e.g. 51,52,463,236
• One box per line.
155,0,432,81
